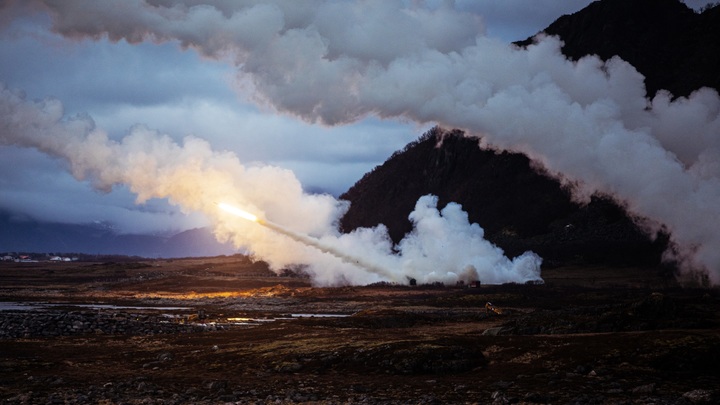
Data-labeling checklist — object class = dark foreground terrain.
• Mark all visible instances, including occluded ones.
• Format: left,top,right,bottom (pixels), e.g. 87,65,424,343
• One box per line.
1,256,718,404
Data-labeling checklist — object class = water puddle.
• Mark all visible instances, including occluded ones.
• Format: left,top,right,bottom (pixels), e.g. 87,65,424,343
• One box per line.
0,301,351,328
223,313,350,326
290,313,350,318
0,302,44,311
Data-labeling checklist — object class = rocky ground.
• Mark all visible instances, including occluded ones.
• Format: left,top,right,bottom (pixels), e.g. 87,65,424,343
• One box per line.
0,256,718,404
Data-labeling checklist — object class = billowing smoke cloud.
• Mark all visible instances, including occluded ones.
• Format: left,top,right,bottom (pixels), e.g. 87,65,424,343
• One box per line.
2,1,720,283
0,84,541,285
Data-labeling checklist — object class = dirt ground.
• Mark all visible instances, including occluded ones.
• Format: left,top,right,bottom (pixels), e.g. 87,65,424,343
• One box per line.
1,256,718,404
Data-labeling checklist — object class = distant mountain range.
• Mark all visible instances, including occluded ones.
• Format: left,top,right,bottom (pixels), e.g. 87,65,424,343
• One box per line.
0,209,235,258
340,0,719,268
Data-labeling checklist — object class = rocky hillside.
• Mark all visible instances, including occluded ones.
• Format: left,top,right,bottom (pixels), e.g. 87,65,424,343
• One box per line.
340,128,668,266
340,0,719,267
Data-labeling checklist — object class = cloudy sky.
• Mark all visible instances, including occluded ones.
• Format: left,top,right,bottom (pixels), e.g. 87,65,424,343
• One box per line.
0,0,712,236
0,0,596,235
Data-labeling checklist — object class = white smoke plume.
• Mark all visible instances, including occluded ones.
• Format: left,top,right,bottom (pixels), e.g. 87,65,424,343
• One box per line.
2,1,720,283
0,84,541,285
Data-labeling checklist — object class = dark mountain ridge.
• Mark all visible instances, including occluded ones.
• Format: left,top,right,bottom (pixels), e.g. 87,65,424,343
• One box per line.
340,0,719,268
516,0,720,99
340,128,668,266
0,209,235,258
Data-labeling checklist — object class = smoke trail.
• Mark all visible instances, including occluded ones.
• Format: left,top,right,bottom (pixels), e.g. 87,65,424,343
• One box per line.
3,1,720,283
218,202,399,281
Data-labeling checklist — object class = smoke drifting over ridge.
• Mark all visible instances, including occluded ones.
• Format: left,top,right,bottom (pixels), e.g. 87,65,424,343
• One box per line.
1,1,720,283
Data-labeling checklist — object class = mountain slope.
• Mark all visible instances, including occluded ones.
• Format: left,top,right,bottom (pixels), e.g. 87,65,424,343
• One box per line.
339,128,668,266
516,0,720,98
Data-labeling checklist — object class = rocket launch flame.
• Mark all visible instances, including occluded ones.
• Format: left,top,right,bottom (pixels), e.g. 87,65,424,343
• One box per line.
217,202,258,223
217,202,400,282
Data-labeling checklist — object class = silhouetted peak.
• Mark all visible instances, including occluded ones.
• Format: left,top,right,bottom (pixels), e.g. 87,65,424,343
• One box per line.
516,0,720,98
340,127,667,266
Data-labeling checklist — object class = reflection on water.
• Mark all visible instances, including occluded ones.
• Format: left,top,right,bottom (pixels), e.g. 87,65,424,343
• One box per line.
1,302,351,326
0,301,189,312
0,302,44,311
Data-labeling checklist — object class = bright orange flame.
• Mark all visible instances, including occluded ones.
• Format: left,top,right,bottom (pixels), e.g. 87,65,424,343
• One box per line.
218,202,258,222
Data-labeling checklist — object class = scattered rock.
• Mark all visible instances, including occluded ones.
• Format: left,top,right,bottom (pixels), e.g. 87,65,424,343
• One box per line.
157,352,173,362
523,391,548,403
482,327,506,336
275,361,302,373
0,310,210,339
491,390,509,404
632,383,655,394
207,380,227,391
682,389,712,403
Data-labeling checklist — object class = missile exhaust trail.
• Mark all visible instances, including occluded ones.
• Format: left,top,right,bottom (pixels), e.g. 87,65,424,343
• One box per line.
217,202,398,281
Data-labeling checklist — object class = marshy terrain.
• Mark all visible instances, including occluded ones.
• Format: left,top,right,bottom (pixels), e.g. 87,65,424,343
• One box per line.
1,256,718,404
